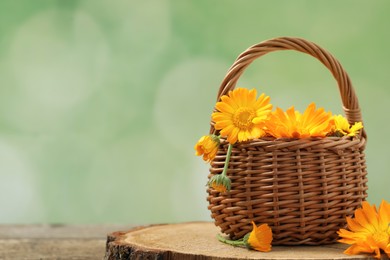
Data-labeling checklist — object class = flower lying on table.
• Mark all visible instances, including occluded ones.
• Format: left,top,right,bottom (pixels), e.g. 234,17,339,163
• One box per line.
195,87,364,193
338,200,390,259
217,222,273,252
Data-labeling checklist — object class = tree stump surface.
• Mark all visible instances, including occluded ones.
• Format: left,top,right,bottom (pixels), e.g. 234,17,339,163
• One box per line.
105,222,376,260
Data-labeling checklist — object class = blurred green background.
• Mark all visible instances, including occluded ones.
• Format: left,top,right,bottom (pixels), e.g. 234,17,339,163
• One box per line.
0,0,389,224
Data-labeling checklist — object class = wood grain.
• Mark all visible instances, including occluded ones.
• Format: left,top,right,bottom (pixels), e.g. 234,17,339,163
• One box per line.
0,224,133,260
105,222,376,260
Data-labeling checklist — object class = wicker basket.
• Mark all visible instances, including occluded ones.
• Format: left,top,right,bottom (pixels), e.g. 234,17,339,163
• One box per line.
207,37,368,245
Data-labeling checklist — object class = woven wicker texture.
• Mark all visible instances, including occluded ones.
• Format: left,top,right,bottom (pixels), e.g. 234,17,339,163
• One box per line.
207,37,368,245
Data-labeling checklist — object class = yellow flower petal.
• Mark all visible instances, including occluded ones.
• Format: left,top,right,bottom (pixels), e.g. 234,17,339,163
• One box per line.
220,125,235,137
250,127,262,139
344,243,373,256
346,217,366,233
378,200,390,229
227,127,239,144
362,201,379,229
355,208,376,233
214,120,232,129
216,102,235,115
348,122,363,136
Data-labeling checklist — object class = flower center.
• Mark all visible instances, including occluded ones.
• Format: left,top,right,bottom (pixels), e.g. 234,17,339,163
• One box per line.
233,107,255,130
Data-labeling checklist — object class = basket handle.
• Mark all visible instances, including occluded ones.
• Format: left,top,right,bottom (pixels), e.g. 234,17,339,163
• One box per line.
211,36,366,139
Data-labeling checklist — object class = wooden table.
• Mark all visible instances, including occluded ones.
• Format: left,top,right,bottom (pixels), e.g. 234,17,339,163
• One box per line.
0,223,380,260
0,224,133,259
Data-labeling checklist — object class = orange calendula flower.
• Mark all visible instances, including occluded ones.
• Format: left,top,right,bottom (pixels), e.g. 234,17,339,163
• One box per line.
330,115,363,137
244,222,273,252
338,200,390,259
265,103,333,138
217,221,273,252
208,174,231,193
212,88,272,144
194,135,220,162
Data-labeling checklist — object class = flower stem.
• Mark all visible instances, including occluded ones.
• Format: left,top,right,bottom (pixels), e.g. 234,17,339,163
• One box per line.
222,143,233,177
217,233,245,247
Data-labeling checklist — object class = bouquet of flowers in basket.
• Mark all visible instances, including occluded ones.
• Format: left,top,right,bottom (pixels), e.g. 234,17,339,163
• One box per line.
196,88,363,193
195,87,390,259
